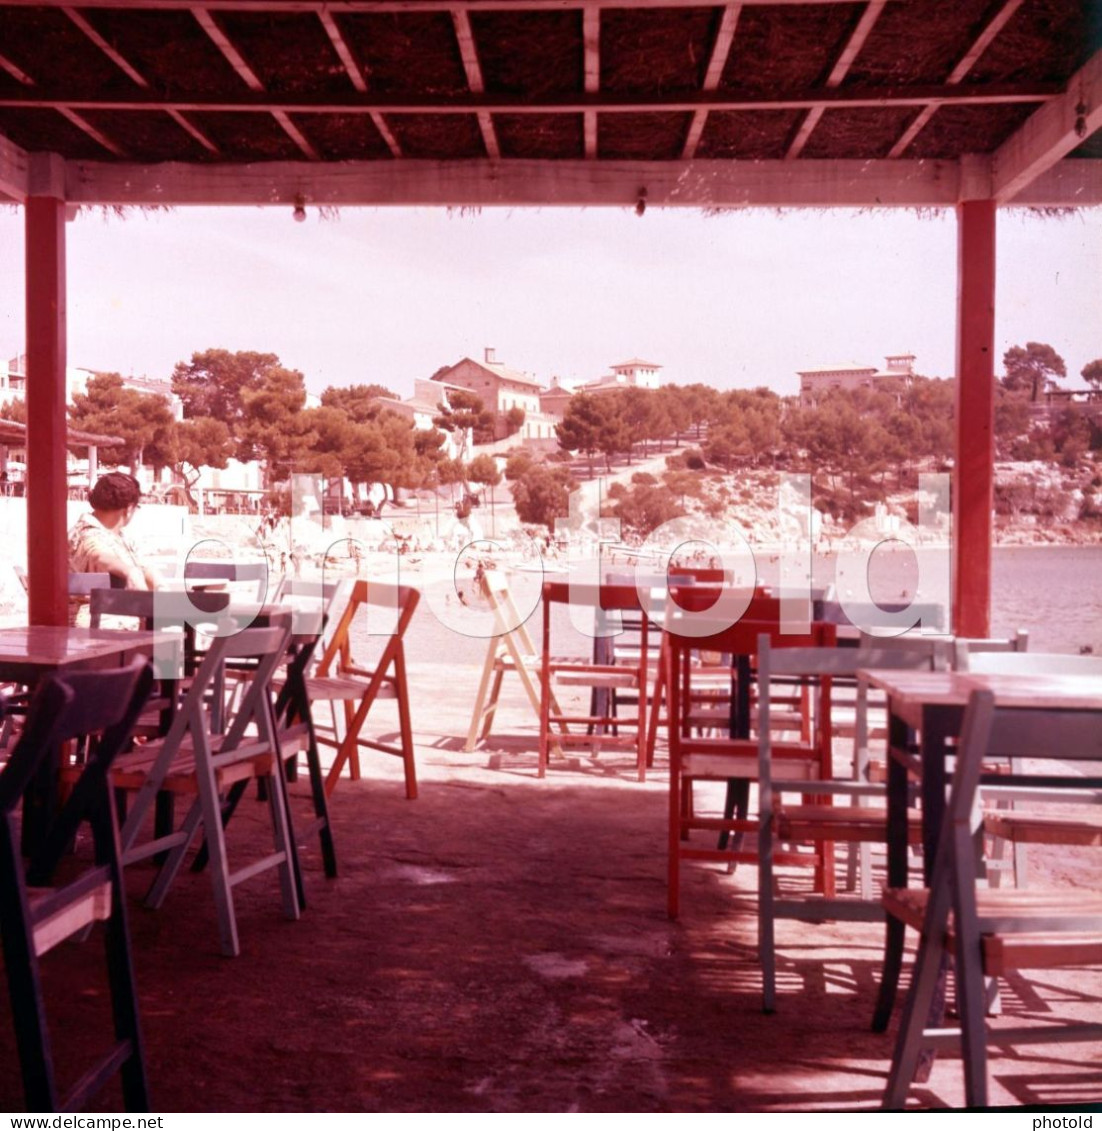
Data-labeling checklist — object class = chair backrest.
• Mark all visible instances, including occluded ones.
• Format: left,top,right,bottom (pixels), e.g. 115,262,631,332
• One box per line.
956,650,1102,676
67,572,115,596
313,579,420,678
820,600,948,634
606,567,728,587
541,579,646,613
272,576,348,655
89,586,230,628
661,588,814,652
856,629,956,655
756,633,952,767
953,629,1029,661
0,659,154,867
183,559,269,601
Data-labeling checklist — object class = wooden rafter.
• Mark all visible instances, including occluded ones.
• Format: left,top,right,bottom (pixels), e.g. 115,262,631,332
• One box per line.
57,108,126,156
0,83,1055,116
0,52,34,86
192,8,263,91
61,7,221,154
888,0,1025,159
316,10,402,157
166,108,220,153
583,5,599,158
192,6,317,157
271,110,319,159
370,112,403,158
993,47,1102,201
787,0,886,159
318,10,366,93
452,8,499,160
62,7,149,87
682,3,741,160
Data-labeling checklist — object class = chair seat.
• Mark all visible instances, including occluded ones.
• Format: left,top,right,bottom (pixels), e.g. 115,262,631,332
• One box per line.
682,736,822,782
104,737,275,794
984,810,1102,846
304,673,398,701
885,887,1102,975
884,885,1102,934
778,805,923,843
552,666,639,689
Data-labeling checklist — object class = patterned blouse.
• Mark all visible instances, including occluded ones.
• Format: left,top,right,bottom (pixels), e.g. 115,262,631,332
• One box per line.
68,512,150,590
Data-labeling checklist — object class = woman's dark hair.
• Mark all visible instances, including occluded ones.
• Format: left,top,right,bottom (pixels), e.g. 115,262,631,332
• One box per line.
89,472,142,511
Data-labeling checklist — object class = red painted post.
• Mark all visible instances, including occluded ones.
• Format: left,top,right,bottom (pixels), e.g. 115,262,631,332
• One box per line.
25,194,69,627
953,200,996,639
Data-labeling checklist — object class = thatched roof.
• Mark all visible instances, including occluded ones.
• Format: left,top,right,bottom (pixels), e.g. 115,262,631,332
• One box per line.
0,0,1098,209
0,418,123,449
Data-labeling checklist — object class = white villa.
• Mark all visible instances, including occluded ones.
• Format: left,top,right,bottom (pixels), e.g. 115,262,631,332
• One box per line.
798,353,916,403
576,357,663,396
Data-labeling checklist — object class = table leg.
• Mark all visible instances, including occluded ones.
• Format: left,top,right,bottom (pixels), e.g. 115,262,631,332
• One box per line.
872,708,911,1032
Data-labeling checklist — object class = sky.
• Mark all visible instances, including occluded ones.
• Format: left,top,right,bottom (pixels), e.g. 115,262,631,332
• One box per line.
0,202,1100,400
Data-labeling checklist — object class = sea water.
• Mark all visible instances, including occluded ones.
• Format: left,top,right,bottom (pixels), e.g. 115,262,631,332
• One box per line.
379,544,1102,665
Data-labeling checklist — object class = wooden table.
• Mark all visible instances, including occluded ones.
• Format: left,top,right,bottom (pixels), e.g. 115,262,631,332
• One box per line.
0,626,177,849
858,667,1102,1033
0,626,174,685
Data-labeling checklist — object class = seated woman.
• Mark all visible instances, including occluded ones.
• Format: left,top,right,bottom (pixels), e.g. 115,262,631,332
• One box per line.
68,473,158,623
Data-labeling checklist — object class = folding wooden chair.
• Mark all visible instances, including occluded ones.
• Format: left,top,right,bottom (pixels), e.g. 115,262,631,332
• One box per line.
665,603,837,920
0,659,155,1112
756,633,952,1013
305,579,420,799
465,569,565,757
882,689,1102,1109
103,623,300,957
539,579,652,780
190,611,338,910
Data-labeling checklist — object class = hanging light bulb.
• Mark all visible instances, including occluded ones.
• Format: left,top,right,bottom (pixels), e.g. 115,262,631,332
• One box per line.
292,193,307,223
635,187,648,217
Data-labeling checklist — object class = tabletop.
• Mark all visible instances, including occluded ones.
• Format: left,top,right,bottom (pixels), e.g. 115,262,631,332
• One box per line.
859,667,1102,711
0,626,178,681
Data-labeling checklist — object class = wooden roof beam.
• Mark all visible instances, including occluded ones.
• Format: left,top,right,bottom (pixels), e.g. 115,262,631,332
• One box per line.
59,155,983,208
193,6,317,157
0,132,29,202
682,4,741,160
0,83,1055,115
583,6,599,158
787,0,885,159
888,0,1025,159
452,9,500,160
994,47,1102,202
0,0,885,12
